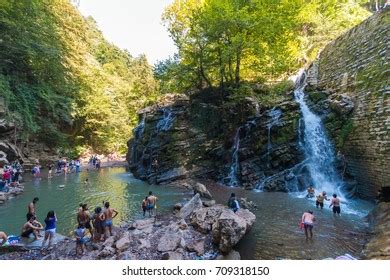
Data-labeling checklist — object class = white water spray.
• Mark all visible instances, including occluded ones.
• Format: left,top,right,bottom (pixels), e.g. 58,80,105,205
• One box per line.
294,70,345,199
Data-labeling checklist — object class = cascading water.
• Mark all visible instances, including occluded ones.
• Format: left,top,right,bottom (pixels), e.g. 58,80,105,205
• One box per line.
294,70,345,199
227,127,241,187
156,108,175,132
266,107,282,162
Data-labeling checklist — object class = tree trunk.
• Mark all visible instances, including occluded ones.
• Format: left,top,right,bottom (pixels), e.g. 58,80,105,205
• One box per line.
235,49,241,87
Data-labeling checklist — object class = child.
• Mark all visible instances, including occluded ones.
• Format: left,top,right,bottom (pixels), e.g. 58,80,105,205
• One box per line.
42,211,57,248
75,223,86,256
141,197,148,217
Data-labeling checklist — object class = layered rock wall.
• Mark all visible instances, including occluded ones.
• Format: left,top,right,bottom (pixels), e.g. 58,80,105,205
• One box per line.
307,9,389,198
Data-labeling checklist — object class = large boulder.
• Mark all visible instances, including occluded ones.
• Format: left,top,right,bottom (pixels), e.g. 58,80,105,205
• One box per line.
178,193,203,219
190,205,256,254
189,205,225,233
193,182,212,199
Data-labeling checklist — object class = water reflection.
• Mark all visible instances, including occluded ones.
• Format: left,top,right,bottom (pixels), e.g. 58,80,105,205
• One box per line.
0,168,191,236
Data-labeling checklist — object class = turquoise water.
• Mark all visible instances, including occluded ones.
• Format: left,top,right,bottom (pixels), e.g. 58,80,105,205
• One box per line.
0,168,374,259
0,167,191,236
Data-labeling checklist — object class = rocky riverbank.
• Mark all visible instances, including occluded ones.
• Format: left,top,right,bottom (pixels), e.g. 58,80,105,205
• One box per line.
0,189,256,260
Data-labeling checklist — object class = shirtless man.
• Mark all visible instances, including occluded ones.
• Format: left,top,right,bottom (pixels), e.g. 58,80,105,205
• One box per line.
147,191,158,217
21,214,43,240
316,191,329,209
306,186,315,198
329,194,341,216
27,197,39,221
103,202,118,237
301,210,316,241
77,204,93,239
0,231,7,246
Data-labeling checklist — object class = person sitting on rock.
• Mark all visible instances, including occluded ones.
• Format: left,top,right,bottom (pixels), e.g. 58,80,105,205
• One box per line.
306,186,315,198
21,214,43,240
228,193,240,213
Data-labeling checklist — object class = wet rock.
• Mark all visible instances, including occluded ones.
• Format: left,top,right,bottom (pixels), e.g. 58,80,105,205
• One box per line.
173,203,182,211
238,197,257,210
216,250,241,260
178,193,203,219
193,182,213,199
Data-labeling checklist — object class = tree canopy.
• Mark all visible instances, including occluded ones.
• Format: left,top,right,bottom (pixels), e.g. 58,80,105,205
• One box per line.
157,0,371,92
0,0,158,154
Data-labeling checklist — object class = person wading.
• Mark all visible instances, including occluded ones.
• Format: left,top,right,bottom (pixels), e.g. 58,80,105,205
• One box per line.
329,194,341,216
316,191,329,209
301,210,316,241
147,191,158,217
27,197,39,221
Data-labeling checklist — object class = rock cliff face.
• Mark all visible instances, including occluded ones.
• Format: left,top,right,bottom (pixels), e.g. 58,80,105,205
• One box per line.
127,92,303,191
305,9,389,198
0,98,20,165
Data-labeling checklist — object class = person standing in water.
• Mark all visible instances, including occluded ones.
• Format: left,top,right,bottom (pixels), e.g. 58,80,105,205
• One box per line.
103,201,118,237
141,197,148,217
329,194,341,216
147,191,158,217
306,186,315,198
316,191,329,209
41,211,57,248
301,210,316,241
27,197,39,221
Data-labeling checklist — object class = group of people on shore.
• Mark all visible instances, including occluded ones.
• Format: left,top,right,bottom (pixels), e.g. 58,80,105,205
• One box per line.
0,161,23,192
302,186,342,241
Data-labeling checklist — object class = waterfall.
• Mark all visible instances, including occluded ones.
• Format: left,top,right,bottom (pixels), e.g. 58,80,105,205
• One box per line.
266,107,282,162
156,108,175,132
294,70,345,198
227,127,241,187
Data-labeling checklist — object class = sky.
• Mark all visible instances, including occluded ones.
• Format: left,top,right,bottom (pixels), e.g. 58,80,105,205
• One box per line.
76,0,177,64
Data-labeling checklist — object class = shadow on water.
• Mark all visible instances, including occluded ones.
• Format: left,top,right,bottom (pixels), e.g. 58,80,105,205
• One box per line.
0,168,192,237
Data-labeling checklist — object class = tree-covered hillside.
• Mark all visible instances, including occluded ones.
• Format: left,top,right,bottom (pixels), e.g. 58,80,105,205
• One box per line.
0,0,158,155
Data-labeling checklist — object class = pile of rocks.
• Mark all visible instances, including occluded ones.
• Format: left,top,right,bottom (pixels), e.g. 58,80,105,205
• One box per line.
0,185,24,205
0,191,256,260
